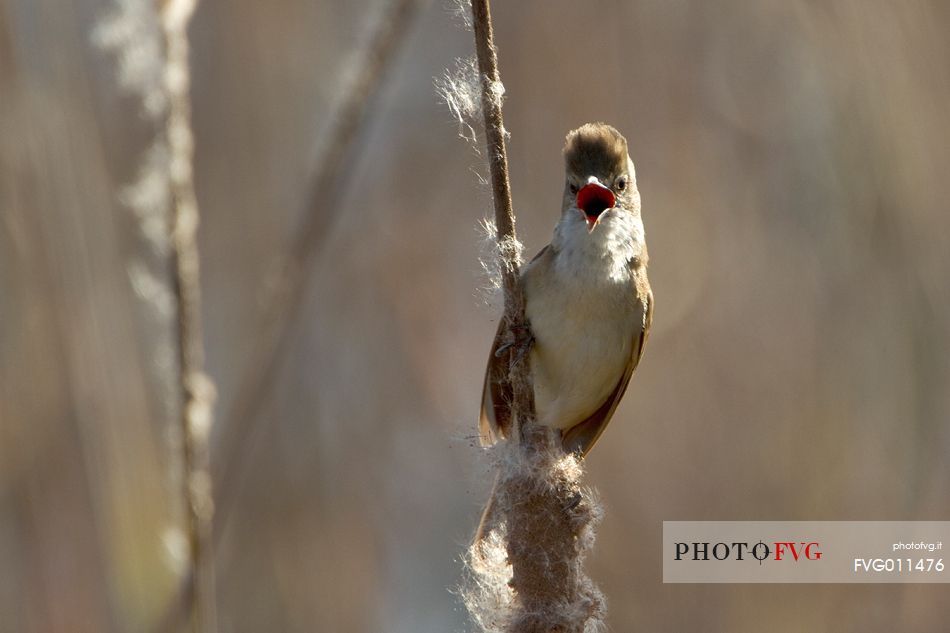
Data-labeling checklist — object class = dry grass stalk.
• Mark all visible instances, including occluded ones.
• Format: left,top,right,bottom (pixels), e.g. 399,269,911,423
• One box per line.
160,0,218,631
465,1,606,631
212,0,424,534
151,2,424,630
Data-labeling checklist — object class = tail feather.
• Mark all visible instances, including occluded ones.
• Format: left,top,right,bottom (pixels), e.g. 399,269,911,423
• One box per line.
471,471,501,545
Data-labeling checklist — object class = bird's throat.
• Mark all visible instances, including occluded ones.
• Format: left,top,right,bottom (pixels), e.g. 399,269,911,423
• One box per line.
553,210,645,283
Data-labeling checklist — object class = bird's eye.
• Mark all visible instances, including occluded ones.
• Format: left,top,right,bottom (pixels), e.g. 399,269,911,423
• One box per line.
616,176,627,191
569,183,578,194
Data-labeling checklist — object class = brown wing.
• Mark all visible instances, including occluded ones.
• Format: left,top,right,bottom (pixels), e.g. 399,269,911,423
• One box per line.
478,318,512,446
561,286,653,457
478,246,553,445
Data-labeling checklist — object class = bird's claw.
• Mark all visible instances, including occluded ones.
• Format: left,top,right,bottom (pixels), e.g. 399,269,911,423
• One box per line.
563,492,582,512
494,323,535,366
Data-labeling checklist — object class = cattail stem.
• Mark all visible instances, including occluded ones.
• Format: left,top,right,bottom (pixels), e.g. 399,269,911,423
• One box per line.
468,3,604,632
470,0,535,436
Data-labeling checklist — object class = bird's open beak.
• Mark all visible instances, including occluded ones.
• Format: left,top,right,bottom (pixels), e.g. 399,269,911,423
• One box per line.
576,180,615,232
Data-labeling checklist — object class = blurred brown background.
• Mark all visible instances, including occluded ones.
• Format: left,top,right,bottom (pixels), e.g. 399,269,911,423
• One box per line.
2,0,949,631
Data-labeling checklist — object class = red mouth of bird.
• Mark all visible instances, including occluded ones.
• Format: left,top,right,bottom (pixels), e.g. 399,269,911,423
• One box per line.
576,183,615,230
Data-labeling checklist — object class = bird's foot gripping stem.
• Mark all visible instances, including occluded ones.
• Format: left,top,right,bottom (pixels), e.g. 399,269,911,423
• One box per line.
495,322,535,366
